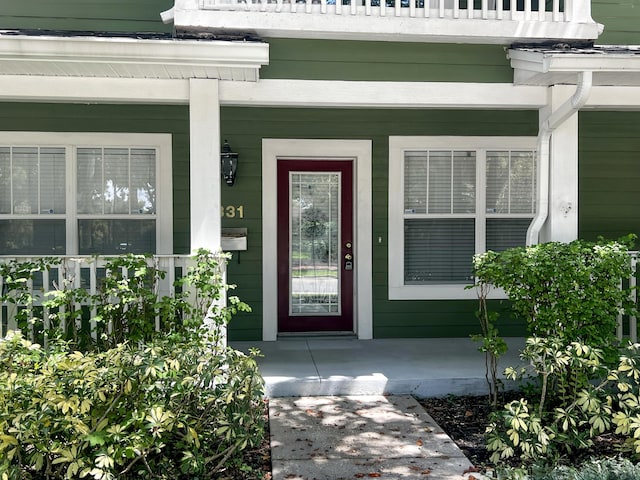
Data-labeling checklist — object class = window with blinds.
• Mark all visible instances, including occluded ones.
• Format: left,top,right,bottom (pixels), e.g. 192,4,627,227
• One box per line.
0,146,66,254
0,133,171,256
401,147,536,285
76,147,157,254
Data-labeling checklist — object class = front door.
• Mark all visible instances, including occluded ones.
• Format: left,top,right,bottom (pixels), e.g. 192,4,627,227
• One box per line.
277,160,354,333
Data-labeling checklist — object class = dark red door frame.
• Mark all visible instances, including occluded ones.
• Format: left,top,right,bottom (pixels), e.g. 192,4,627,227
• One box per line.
276,159,354,333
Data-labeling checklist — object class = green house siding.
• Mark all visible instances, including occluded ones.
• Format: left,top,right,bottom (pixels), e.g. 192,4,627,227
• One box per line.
592,1,640,45
579,111,640,242
0,102,191,254
262,39,514,83
220,107,537,340
0,102,535,341
0,0,173,33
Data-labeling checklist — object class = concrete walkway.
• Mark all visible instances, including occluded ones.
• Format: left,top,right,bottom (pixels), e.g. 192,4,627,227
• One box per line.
230,337,526,480
269,395,480,480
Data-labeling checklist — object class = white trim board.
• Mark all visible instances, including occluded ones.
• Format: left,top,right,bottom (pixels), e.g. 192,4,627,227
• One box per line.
4,76,640,110
0,76,547,108
262,139,373,341
0,34,269,81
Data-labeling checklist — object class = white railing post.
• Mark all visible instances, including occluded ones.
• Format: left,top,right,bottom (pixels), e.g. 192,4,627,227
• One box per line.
564,0,593,23
619,252,639,343
629,252,638,343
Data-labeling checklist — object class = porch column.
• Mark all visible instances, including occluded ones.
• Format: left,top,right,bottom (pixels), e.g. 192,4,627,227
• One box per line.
539,85,579,243
189,78,221,252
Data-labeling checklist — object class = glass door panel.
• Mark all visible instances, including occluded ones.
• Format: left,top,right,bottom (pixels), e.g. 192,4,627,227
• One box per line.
289,172,341,315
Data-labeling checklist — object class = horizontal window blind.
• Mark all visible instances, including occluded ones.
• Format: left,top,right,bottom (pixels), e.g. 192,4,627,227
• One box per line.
78,219,156,255
486,150,536,214
77,147,156,215
0,146,65,215
0,219,65,255
486,218,531,252
404,150,475,215
404,218,475,284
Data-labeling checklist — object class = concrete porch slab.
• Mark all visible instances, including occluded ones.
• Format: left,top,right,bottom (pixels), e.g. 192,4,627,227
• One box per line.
231,337,525,398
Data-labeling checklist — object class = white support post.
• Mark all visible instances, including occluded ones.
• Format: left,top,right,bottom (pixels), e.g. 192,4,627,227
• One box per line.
539,85,579,244
189,78,222,253
189,79,226,343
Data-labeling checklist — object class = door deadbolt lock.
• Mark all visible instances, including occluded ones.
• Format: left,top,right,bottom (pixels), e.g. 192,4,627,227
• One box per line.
346,242,352,249
344,254,353,260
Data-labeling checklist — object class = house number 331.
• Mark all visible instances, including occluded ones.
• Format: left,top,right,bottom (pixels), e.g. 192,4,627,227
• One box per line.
221,205,245,218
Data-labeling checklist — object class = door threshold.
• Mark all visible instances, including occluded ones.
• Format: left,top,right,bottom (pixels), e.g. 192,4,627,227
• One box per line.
277,332,357,340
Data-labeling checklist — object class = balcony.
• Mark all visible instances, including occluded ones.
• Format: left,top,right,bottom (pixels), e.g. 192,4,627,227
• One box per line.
165,0,602,45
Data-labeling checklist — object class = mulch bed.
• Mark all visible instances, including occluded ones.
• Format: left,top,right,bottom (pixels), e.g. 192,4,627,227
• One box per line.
418,391,630,472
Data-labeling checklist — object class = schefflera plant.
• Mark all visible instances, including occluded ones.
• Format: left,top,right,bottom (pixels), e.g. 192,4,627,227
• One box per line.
486,340,640,464
0,249,264,479
0,329,265,480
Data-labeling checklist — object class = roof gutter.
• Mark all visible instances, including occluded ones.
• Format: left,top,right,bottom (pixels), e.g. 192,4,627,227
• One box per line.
525,70,593,246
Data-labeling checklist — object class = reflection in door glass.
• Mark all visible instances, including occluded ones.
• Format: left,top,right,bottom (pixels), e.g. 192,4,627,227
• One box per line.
290,172,340,315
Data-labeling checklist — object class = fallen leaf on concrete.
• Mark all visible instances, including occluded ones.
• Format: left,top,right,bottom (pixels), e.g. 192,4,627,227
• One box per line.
416,439,424,446
367,474,382,478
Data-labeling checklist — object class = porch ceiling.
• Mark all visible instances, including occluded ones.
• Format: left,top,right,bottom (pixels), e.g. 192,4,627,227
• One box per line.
509,45,640,86
0,32,269,81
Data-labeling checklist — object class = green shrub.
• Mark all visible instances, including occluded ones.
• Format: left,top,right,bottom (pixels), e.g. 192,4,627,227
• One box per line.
486,341,640,465
473,238,635,357
0,329,265,480
490,457,640,480
0,249,249,351
473,238,640,465
0,250,264,479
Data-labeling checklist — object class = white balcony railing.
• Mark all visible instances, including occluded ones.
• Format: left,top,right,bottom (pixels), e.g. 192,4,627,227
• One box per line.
0,255,225,342
168,0,601,44
203,0,569,22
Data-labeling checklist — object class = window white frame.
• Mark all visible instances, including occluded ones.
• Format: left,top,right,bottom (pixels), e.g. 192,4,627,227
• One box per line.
0,132,173,255
388,136,537,300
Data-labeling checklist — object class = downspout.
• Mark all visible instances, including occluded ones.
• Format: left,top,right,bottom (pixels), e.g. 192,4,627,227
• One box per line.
525,70,593,246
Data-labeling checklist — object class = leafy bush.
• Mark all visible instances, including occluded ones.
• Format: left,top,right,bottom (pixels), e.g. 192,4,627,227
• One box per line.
0,250,248,351
486,341,640,465
0,250,265,479
472,238,640,465
0,329,265,480
473,238,635,356
489,457,640,480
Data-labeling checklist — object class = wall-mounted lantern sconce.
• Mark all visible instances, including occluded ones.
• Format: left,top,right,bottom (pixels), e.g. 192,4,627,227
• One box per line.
221,140,238,186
